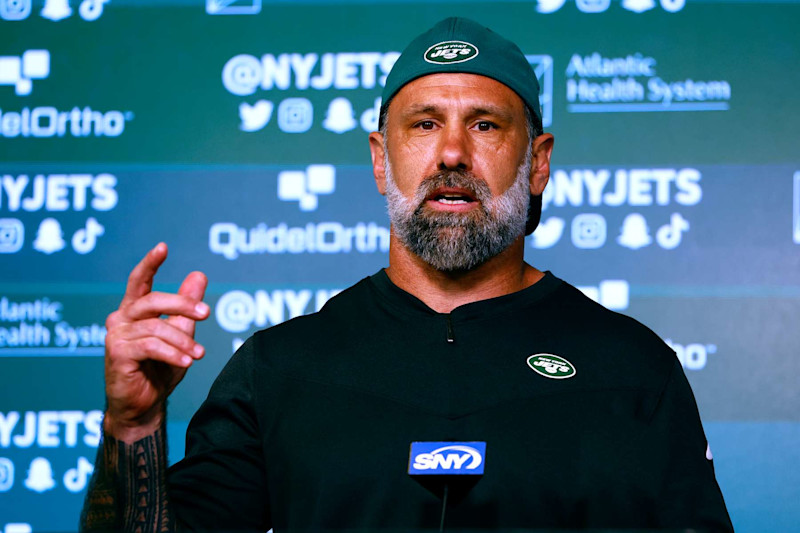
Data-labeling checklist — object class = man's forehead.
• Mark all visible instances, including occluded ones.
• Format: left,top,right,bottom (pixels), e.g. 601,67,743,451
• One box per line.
379,17,542,128
388,72,527,118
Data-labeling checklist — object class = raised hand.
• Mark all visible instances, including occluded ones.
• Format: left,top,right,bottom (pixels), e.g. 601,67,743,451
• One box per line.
103,243,210,442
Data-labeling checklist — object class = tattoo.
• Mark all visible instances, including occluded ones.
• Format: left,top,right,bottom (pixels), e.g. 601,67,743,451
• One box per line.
80,426,175,532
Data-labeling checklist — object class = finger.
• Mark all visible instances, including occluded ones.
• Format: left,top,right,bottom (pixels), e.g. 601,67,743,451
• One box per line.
122,291,209,322
124,318,205,360
121,243,168,308
121,336,196,369
168,272,209,336
179,271,208,300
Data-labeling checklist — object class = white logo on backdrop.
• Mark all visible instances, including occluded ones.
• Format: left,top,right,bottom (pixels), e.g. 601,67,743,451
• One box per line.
531,217,565,249
566,52,729,113
24,457,55,493
221,51,399,133
72,217,105,254
1,51,132,136
577,280,629,311
622,0,655,13
0,218,24,253
576,0,610,13
278,165,335,212
239,100,273,132
536,0,566,14
209,221,389,259
655,212,689,249
221,54,262,96
535,168,700,251
222,52,399,94
617,212,689,250
0,50,49,96
41,0,108,21
571,213,606,249
618,213,651,250
63,456,93,493
0,457,13,491
0,0,32,21
3,524,32,533
543,168,703,209
216,288,342,333
525,55,553,128
665,339,718,371
660,0,685,12
323,97,358,134
41,0,70,20
0,106,132,138
534,0,684,14
277,98,313,133
78,0,108,20
3,525,32,533
33,218,65,254
0,174,119,212
206,0,261,15
0,411,103,447
360,97,381,131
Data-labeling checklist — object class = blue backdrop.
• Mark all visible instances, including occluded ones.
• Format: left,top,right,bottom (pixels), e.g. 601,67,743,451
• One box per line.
1,1,798,531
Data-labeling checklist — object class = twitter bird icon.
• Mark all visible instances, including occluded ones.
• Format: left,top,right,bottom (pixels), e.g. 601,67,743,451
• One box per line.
536,0,567,13
531,217,566,249
239,100,273,132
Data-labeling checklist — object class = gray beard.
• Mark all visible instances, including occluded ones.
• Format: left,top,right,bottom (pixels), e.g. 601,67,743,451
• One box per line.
384,148,531,272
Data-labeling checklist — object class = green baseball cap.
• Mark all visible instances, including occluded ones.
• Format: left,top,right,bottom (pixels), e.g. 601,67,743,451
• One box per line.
380,17,542,127
381,17,545,236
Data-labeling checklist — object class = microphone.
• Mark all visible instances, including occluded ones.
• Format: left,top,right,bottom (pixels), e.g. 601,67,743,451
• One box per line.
408,442,486,531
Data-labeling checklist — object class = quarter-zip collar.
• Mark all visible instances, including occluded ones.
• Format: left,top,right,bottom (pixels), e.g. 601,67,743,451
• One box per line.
368,269,563,343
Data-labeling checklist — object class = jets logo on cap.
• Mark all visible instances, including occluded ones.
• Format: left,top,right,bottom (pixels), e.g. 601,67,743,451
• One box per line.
527,354,577,379
424,41,479,64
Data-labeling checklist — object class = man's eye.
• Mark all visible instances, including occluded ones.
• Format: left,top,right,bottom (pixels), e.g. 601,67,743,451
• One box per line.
416,120,435,130
476,121,496,131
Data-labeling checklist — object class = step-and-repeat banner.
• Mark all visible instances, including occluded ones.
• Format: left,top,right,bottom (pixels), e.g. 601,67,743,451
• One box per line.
1,1,798,531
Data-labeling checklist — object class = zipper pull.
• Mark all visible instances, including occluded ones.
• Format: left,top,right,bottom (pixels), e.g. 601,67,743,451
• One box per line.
445,315,455,344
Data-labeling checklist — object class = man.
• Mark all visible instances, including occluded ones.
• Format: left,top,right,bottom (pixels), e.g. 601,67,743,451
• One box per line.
82,17,733,532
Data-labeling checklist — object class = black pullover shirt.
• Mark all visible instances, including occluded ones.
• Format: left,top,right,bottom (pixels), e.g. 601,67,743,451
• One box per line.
168,271,733,532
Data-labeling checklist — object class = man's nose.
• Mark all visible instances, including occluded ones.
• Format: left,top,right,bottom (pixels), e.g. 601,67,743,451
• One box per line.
437,124,472,171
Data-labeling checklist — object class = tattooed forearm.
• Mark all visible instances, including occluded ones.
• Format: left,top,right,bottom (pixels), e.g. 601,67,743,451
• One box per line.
80,426,175,532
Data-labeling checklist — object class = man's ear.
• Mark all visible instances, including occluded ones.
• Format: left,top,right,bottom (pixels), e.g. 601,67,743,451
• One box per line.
368,131,387,195
529,133,555,196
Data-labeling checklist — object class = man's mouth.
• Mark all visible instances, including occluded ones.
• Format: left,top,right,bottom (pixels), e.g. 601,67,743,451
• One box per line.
427,188,478,207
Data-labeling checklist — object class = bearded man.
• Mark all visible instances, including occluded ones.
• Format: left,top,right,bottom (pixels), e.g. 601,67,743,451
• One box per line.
81,17,733,532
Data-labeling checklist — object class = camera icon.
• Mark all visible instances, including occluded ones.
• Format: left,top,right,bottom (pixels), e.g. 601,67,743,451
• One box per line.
0,0,32,20
0,218,24,253
277,98,313,133
571,213,607,249
0,457,14,492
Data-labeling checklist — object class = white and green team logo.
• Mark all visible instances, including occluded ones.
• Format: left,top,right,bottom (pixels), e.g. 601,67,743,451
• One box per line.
526,354,577,379
424,41,479,64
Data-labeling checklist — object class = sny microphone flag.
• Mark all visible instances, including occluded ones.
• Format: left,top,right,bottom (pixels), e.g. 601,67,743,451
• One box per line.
408,442,486,475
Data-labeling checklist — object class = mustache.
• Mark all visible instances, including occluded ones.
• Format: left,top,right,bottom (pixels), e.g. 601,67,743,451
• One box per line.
412,169,493,205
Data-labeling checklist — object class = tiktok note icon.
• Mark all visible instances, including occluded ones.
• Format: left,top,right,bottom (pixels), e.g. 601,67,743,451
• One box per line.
72,217,105,254
63,456,94,493
655,213,689,250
